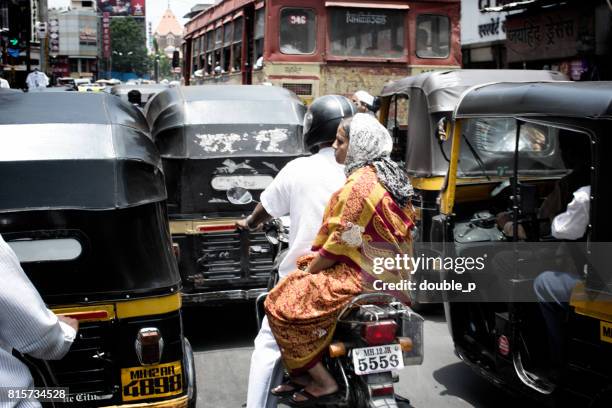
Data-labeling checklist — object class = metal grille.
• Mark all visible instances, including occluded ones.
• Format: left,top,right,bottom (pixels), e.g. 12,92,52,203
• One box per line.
48,322,111,396
282,83,313,96
197,231,274,279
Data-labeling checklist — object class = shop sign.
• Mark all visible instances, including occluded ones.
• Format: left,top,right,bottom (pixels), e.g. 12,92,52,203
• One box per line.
505,7,594,62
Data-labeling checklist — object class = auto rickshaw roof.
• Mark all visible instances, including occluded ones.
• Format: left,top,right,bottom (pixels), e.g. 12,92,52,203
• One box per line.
145,85,306,159
146,85,304,129
380,69,567,113
454,81,612,120
0,92,166,212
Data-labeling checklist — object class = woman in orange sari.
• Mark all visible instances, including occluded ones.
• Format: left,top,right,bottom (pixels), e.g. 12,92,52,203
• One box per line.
264,113,415,405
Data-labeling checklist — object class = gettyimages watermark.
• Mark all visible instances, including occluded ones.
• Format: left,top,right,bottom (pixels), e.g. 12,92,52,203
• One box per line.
363,242,612,303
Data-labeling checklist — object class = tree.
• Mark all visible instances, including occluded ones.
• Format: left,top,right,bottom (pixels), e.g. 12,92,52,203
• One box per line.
149,38,173,80
110,17,150,76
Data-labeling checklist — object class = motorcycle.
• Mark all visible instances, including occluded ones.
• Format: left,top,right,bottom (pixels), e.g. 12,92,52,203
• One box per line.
227,187,424,408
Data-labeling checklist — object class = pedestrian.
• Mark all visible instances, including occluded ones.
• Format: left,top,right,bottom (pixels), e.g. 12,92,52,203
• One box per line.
0,70,10,89
0,233,79,407
351,90,380,115
238,95,356,408
25,68,49,92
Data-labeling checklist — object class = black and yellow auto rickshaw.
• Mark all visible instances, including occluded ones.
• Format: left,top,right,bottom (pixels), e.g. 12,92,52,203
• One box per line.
145,85,306,304
0,91,196,407
377,69,567,306
436,81,612,407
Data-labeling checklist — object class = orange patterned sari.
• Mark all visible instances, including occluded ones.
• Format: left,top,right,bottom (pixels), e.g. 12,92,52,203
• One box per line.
264,166,414,374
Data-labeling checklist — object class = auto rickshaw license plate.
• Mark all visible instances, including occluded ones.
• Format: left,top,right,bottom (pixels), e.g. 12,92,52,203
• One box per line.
601,321,612,344
121,361,183,402
352,344,404,375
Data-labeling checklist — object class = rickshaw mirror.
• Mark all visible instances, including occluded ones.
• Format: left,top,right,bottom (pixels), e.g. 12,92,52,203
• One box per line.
227,187,253,205
436,118,448,141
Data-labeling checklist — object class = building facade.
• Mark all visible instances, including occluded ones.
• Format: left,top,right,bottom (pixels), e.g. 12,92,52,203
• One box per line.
49,4,99,80
154,8,183,59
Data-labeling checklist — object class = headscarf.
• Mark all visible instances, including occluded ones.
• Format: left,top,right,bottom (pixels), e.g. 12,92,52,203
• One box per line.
344,113,413,207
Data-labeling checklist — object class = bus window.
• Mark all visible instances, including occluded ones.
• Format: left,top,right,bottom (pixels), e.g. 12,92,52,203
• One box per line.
253,8,265,70
233,17,243,72
279,8,316,55
416,15,450,59
329,8,405,59
214,26,223,74
223,21,233,73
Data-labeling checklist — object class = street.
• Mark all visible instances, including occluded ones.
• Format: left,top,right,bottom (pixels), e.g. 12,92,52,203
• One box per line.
183,303,533,408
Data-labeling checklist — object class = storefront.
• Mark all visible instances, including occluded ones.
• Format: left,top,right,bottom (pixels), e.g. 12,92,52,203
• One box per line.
504,1,611,80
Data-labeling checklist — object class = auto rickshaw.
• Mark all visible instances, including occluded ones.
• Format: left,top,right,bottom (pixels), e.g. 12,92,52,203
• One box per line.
145,85,306,305
377,69,568,306
111,84,169,108
437,81,612,407
0,91,196,407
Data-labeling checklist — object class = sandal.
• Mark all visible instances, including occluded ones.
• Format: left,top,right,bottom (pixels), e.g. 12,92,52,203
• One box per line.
270,380,306,397
289,389,342,407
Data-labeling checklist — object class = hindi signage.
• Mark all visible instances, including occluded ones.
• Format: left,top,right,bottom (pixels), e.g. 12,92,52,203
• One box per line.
102,12,111,58
345,11,387,25
505,7,594,62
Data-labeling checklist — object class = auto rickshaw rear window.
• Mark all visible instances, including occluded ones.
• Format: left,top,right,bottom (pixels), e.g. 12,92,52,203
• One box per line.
8,237,82,263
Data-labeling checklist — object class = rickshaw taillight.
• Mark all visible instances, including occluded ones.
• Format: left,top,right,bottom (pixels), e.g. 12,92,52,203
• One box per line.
362,321,398,346
135,328,164,366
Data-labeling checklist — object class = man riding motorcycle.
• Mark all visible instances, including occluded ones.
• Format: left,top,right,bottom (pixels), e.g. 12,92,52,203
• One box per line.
237,95,356,408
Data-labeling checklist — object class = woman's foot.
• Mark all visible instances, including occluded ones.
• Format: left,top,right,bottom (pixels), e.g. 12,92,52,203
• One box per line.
270,376,310,396
291,381,338,403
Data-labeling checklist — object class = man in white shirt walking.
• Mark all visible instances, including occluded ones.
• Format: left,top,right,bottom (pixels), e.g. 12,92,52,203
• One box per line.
0,233,78,407
238,95,356,408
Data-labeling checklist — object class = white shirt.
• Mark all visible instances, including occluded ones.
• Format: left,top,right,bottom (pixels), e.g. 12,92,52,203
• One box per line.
25,71,49,91
260,147,345,278
552,185,590,240
0,234,76,407
0,78,9,89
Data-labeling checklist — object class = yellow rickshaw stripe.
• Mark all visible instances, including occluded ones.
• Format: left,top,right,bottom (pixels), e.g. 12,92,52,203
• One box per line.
100,395,188,408
410,177,445,191
116,293,182,319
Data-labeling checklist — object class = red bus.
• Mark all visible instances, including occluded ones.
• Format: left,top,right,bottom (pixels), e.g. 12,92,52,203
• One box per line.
182,0,461,103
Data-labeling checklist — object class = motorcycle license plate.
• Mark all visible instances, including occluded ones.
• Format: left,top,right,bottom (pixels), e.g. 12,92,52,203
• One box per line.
120,360,183,402
352,344,404,375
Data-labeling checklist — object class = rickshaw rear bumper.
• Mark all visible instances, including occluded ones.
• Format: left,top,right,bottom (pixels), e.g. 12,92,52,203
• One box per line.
182,288,266,304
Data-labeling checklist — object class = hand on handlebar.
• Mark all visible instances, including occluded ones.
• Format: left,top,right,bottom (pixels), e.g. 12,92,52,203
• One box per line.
235,217,262,231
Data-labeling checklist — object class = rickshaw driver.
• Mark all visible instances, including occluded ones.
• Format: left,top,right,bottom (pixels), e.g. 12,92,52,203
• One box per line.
533,184,590,378
236,95,356,408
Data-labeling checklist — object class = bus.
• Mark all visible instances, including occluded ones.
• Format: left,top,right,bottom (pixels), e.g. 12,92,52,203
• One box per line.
182,0,461,103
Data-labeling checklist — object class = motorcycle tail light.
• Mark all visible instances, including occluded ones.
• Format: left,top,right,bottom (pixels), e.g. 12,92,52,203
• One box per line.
370,385,394,397
362,321,398,346
135,328,164,366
